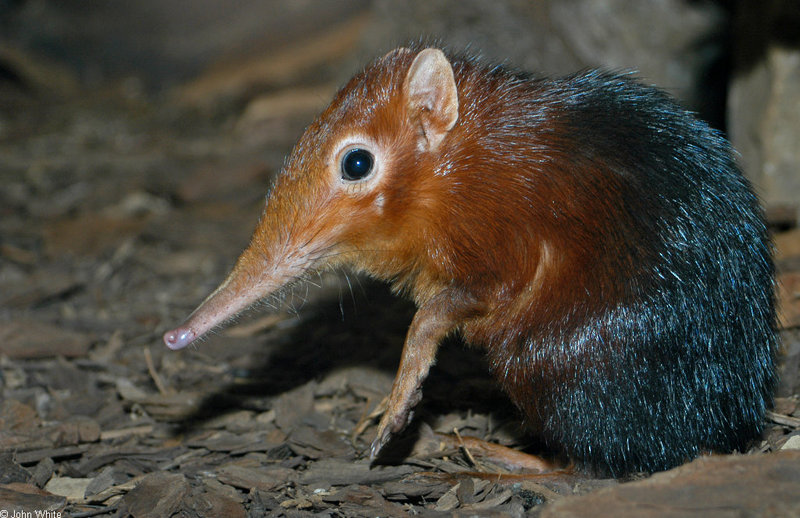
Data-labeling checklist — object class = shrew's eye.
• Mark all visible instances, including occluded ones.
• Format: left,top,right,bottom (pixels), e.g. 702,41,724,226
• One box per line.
341,148,374,181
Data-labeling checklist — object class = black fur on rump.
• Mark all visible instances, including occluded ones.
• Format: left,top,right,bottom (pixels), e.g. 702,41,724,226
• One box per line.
466,65,778,476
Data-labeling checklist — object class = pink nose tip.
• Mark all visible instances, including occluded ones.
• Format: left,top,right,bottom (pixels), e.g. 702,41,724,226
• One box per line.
163,327,196,350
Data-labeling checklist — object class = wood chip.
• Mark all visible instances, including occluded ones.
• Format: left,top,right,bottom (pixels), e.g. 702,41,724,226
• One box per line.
85,475,145,504
0,452,32,484
15,445,90,465
137,391,205,421
288,426,353,460
301,458,417,487
30,457,55,488
539,451,800,518
766,410,800,428
0,319,91,359
381,475,452,502
84,466,130,499
188,430,282,453
144,346,170,396
273,382,316,432
216,464,294,492
320,485,369,504
781,435,800,450
74,447,184,476
0,482,66,512
99,424,155,441
191,480,248,518
0,399,39,434
116,472,191,518
778,271,800,329
44,476,93,502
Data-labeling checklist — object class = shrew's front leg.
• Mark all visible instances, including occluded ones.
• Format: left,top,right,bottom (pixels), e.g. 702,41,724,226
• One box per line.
370,289,481,459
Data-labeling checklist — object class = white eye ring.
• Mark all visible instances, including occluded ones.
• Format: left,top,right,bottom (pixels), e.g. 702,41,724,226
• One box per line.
333,137,383,188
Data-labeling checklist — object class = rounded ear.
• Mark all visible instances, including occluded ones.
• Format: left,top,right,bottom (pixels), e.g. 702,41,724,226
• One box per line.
402,48,459,151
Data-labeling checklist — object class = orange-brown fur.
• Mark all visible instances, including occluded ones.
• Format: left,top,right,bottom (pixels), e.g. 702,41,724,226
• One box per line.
231,47,663,448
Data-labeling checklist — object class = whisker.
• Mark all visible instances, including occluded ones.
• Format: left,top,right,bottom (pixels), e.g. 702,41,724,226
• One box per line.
342,269,357,318
351,270,368,300
337,271,346,320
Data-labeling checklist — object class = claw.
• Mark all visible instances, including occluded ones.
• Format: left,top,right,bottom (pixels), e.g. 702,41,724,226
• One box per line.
370,429,390,460
369,404,416,460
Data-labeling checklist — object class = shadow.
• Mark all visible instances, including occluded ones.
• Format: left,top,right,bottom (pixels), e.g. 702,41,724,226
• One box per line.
680,0,800,132
172,279,409,428
728,0,800,74
684,1,735,130
173,278,527,450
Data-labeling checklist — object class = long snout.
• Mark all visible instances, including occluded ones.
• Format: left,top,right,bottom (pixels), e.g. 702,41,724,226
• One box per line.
163,169,336,351
162,267,277,350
